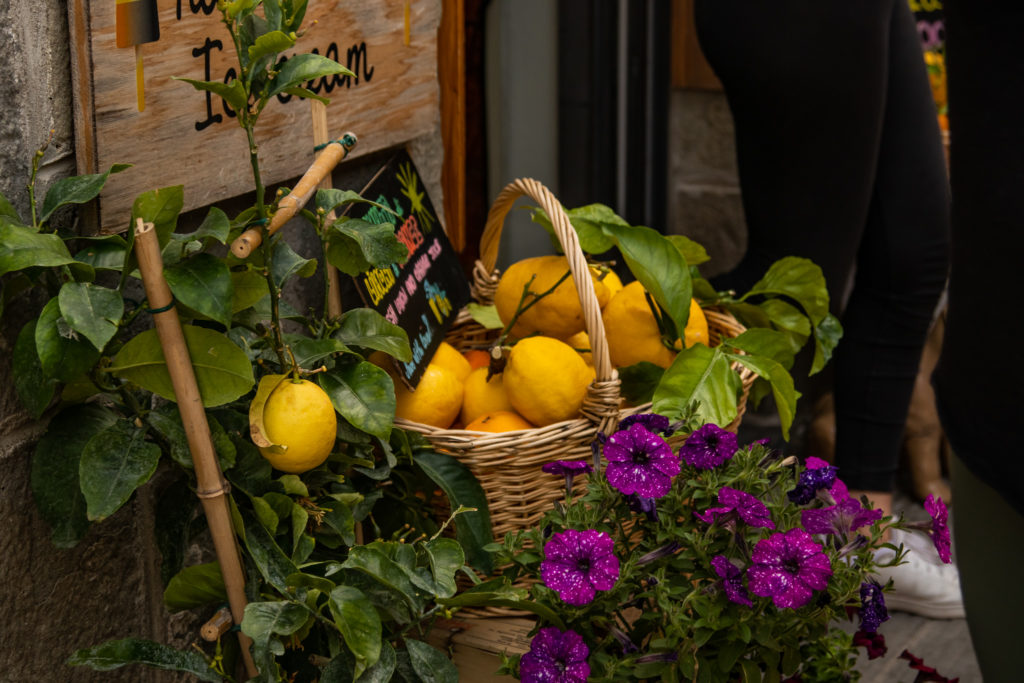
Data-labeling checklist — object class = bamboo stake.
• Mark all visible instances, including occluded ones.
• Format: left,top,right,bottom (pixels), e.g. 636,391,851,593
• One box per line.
230,132,358,259
311,101,344,320
133,219,259,679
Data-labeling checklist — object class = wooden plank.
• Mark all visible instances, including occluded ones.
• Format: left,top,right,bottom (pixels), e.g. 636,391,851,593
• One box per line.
439,0,466,254
428,617,534,681
69,0,442,233
670,0,721,91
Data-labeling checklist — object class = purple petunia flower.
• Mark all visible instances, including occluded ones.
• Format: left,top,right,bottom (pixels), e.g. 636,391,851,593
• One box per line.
618,413,673,435
711,555,753,606
853,630,888,660
520,626,591,683
679,423,738,469
900,650,960,683
541,529,620,605
801,497,883,537
603,423,680,498
788,456,839,504
542,460,593,498
695,486,775,529
747,528,833,609
923,495,953,564
859,580,889,633
626,494,659,522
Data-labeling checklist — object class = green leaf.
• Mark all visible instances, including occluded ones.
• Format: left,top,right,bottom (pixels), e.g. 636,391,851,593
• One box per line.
319,362,395,439
268,53,354,98
341,545,426,612
74,235,128,271
667,234,710,266
164,253,233,327
327,218,408,276
727,328,797,370
147,403,243,472
329,586,383,678
653,344,742,428
271,237,316,287
163,562,227,612
13,321,56,418
811,312,843,375
231,268,269,312
281,85,329,104
405,639,458,683
109,325,255,407
422,537,465,598
131,186,184,247
241,600,310,667
603,223,692,333
315,188,382,216
758,298,811,346
175,77,248,113
39,163,131,223
465,303,504,330
322,642,398,683
0,221,75,276
414,451,493,574
67,638,221,681
248,29,296,63
725,351,799,439
58,282,124,351
530,204,619,255
0,190,20,221
31,404,117,547
334,308,412,361
174,207,231,245
79,420,161,521
741,256,830,326
240,509,299,592
618,361,665,405
35,297,100,382
740,659,762,683
321,499,356,546
285,335,349,367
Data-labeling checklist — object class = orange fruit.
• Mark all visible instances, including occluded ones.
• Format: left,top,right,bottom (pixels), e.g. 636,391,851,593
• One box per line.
465,410,535,433
463,349,491,371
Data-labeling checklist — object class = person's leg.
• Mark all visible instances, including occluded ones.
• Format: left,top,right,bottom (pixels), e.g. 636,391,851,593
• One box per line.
951,453,1024,682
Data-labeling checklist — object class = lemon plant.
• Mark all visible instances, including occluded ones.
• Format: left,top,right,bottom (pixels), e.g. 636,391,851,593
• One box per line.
1,2,510,680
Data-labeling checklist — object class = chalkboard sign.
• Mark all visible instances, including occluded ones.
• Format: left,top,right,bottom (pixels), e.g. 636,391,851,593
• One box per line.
910,0,944,51
349,149,472,388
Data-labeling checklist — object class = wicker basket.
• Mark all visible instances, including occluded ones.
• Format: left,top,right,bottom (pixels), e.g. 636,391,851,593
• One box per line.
396,178,757,548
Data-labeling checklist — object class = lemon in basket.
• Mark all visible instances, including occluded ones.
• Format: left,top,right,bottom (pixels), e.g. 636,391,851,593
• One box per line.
464,410,535,433
603,282,709,368
430,341,472,382
395,364,464,429
258,379,338,473
495,255,611,340
461,366,515,425
503,336,592,426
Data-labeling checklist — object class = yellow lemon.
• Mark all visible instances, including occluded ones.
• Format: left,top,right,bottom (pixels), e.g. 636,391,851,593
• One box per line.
464,410,535,433
503,336,592,426
259,379,338,473
684,299,709,348
602,281,677,368
461,366,515,425
395,364,464,428
430,341,472,382
495,255,611,340
593,266,624,300
564,330,593,365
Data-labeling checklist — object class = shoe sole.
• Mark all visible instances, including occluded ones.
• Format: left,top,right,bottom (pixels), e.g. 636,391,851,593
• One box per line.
883,593,965,620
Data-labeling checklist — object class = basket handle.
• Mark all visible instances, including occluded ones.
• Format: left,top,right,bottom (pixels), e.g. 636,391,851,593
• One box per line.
478,178,614,385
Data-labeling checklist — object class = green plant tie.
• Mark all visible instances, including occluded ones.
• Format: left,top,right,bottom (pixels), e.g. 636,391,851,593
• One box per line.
145,297,176,314
313,133,357,153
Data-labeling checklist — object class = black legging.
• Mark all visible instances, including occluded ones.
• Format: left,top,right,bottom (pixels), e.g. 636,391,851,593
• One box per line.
695,0,950,491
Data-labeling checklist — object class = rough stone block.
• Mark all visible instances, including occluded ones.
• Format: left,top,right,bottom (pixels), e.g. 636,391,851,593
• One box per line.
668,90,739,188
667,185,747,279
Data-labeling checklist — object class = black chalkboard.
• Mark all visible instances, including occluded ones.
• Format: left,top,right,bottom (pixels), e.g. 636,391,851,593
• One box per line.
348,149,472,388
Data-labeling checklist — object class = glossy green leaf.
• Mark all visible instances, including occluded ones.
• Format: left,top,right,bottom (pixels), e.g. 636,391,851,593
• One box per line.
667,234,710,266
530,204,618,255
319,362,395,439
268,53,354,98
58,282,123,351
465,303,504,330
109,325,255,407
35,297,100,382
39,163,131,223
231,268,269,312
811,312,843,376
653,344,742,428
163,562,227,612
241,600,310,668
414,451,493,574
176,206,231,245
327,218,408,276
618,361,665,406
175,77,248,113
0,190,20,221
79,419,161,521
436,579,567,629
74,235,128,271
281,85,329,104
334,308,412,361
341,545,426,612
31,404,117,547
248,29,296,62
240,509,299,592
68,638,221,681
603,223,692,335
726,328,797,370
315,188,384,216
422,537,465,598
405,639,458,683
0,221,75,276
329,586,382,678
271,238,316,287
286,335,349,367
741,256,830,326
321,499,356,546
164,254,233,327
13,321,55,418
131,186,184,247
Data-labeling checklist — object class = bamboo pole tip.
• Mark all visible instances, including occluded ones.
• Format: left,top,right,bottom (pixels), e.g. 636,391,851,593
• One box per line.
134,217,154,236
230,231,259,259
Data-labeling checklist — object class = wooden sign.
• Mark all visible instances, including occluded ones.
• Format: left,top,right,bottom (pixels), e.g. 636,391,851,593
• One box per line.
69,0,441,233
350,150,471,387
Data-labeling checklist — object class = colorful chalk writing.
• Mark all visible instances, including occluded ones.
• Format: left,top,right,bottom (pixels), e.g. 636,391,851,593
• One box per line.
348,150,471,387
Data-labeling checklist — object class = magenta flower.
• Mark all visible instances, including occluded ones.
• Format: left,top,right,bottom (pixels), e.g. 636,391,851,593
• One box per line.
603,423,679,498
542,460,593,498
748,528,833,609
858,580,889,633
520,627,590,683
788,456,839,504
695,487,775,529
900,649,960,683
679,423,738,469
618,412,672,435
626,494,659,522
541,529,620,605
801,497,883,537
923,495,953,564
711,555,753,606
853,630,888,660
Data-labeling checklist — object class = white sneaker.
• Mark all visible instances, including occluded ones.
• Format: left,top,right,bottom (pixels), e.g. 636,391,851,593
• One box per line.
873,545,965,619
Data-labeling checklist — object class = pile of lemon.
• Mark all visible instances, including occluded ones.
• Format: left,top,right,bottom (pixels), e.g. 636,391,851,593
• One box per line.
391,254,709,433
